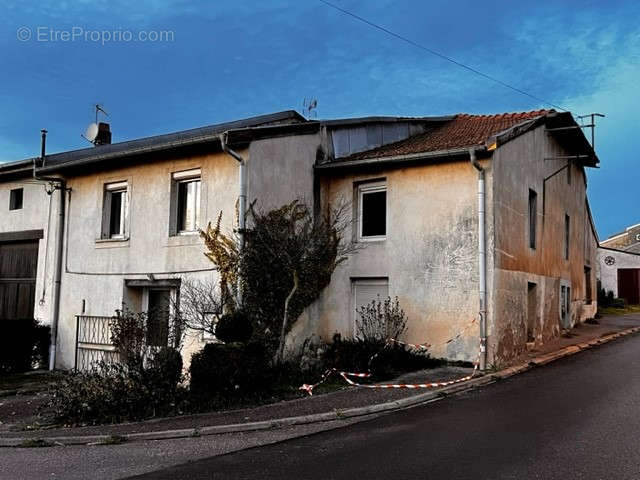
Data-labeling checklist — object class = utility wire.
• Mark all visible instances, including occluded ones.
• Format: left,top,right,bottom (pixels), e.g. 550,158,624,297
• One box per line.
319,0,568,111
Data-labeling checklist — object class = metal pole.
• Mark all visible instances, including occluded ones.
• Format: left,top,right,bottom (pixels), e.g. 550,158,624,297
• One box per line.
219,134,246,308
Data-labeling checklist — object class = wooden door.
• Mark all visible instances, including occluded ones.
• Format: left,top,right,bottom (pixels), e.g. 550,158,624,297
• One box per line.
0,241,38,320
618,269,640,305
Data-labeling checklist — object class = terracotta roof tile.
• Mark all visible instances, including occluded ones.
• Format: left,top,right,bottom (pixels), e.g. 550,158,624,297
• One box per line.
344,110,551,160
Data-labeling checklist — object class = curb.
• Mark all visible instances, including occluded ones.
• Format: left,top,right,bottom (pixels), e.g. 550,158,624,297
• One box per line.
3,325,639,448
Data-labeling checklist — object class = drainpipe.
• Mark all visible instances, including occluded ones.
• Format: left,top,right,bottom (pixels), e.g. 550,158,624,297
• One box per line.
219,133,246,308
33,129,66,370
469,148,487,371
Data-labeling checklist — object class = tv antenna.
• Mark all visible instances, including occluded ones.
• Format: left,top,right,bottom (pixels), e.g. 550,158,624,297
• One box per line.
302,98,318,119
81,104,109,144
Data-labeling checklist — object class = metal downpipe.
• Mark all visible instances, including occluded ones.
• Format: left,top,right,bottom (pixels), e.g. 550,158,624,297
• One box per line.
219,134,246,308
470,148,487,371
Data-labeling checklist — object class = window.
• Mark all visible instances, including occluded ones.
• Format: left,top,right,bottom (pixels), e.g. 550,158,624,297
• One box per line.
102,181,128,239
9,188,23,211
170,169,201,235
564,214,570,260
528,189,537,249
358,182,386,240
352,278,389,337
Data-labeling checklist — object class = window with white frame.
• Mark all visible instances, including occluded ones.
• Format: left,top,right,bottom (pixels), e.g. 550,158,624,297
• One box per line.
358,181,386,240
102,181,128,239
352,277,389,337
170,169,201,235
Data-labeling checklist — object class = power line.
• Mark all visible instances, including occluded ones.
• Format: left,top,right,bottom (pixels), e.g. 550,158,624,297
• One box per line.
319,0,568,112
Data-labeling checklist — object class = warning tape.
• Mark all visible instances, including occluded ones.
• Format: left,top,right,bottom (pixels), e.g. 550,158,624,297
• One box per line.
300,318,480,396
299,356,479,396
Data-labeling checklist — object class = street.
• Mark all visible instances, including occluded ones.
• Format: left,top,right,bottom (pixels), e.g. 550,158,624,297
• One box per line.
127,329,640,479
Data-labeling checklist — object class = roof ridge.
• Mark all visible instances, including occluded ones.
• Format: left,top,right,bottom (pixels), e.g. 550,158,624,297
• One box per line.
455,109,551,120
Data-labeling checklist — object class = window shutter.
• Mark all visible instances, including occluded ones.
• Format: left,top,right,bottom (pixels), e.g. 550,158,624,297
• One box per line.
353,279,389,337
168,180,178,237
101,190,111,239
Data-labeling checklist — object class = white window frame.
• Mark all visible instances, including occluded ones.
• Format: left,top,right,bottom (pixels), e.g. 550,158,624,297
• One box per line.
104,181,129,239
358,182,387,242
172,169,201,235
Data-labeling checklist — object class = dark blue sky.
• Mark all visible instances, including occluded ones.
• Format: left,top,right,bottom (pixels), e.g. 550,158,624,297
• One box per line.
1,1,638,238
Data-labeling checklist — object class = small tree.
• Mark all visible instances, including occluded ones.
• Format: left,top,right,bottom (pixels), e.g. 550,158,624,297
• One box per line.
241,200,358,362
199,211,239,312
172,277,227,338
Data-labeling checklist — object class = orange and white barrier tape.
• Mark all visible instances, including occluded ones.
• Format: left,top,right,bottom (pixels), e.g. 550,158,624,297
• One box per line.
300,318,480,396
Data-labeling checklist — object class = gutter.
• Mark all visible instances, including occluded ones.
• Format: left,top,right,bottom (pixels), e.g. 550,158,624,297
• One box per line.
469,148,488,371
315,147,474,172
32,130,67,371
219,133,246,308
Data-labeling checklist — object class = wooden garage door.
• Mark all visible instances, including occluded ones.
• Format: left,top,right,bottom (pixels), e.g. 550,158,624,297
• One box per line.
618,269,640,305
0,241,38,320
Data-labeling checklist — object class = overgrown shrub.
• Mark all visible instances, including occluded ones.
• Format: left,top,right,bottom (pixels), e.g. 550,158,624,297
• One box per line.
47,348,184,425
355,296,407,343
189,342,271,399
0,319,50,374
324,333,441,378
214,310,253,344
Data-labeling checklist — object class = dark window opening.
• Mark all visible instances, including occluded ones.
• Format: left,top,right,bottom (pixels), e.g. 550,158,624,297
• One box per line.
528,189,537,249
564,214,570,260
527,282,537,342
9,188,23,211
360,188,386,238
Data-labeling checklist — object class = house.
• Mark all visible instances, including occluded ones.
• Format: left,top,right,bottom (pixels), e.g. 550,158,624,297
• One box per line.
598,224,640,304
0,108,599,371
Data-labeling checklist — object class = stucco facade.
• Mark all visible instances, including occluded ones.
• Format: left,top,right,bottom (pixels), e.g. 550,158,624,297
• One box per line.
0,109,600,370
491,126,598,362
0,177,58,326
597,247,640,299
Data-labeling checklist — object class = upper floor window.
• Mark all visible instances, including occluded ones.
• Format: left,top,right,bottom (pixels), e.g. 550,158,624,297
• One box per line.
170,169,201,235
528,189,537,249
9,188,23,211
102,181,128,239
358,181,386,241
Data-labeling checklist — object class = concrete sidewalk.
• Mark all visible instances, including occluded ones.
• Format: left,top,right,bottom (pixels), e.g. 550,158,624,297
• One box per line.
2,314,639,447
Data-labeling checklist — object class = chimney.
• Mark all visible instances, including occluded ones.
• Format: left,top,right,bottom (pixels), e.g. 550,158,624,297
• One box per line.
94,122,111,145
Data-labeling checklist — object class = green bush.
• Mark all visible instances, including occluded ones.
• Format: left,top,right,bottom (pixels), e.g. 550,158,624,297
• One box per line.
324,333,442,379
47,348,185,425
214,310,253,344
189,342,271,399
0,319,50,374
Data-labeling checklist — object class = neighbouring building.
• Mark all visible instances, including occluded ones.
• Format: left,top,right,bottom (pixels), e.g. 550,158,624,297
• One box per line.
598,224,640,304
0,108,600,371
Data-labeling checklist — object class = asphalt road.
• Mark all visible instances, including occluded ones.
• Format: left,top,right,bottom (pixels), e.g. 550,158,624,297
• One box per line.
126,331,640,480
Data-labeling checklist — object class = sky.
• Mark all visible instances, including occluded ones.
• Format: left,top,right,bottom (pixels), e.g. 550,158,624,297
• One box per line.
1,0,638,238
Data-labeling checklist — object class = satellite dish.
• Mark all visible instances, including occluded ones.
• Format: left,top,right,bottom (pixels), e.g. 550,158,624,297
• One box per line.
84,123,99,143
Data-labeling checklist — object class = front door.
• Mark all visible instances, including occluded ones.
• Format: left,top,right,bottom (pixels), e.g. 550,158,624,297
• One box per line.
146,289,171,347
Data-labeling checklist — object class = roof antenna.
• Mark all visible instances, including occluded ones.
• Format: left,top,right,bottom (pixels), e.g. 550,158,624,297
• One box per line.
81,104,110,145
577,113,605,150
302,98,318,119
